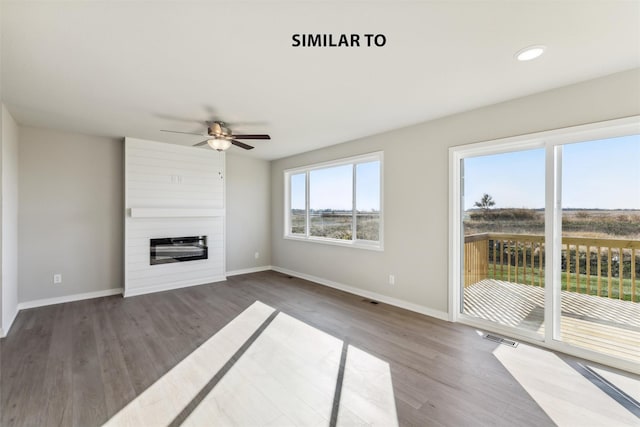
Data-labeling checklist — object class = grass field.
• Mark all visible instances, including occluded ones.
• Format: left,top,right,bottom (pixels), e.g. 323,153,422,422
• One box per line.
486,265,638,302
464,209,640,240
291,211,380,241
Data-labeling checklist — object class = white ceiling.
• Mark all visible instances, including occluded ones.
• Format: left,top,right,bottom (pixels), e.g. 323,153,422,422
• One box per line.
2,1,639,160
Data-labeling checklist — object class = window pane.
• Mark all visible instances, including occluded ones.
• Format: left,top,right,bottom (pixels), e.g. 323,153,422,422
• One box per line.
356,161,380,241
290,173,306,235
560,135,640,361
461,148,546,337
309,165,353,240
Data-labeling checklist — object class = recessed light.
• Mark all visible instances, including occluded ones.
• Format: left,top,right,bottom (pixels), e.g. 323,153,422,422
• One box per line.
515,45,546,61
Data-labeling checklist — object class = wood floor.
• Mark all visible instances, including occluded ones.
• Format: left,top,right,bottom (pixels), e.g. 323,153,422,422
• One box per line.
1,271,637,426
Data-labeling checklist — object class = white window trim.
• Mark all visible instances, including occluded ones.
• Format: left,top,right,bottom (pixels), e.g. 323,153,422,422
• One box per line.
448,115,640,374
284,151,384,251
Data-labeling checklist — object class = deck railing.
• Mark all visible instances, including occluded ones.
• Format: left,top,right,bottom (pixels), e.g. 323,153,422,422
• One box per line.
464,233,639,302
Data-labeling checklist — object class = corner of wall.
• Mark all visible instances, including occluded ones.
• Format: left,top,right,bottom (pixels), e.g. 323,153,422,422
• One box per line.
0,104,3,335
1,104,19,336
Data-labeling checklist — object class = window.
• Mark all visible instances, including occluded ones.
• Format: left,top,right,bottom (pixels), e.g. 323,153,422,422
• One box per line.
284,152,383,250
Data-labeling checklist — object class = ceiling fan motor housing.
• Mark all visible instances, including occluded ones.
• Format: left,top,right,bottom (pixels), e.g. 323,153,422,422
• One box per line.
208,122,230,138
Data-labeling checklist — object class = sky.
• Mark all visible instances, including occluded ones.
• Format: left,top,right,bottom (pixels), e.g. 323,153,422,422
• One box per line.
291,161,380,211
463,134,640,210
291,135,639,212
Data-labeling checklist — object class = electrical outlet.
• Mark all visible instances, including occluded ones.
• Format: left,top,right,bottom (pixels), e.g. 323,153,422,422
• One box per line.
388,274,395,285
254,251,260,260
53,274,62,284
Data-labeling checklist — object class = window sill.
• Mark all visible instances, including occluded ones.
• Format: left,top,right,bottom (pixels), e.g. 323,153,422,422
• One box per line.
283,234,383,251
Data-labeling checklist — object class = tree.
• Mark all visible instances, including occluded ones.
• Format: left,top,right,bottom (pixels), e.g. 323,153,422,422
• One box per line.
474,193,495,211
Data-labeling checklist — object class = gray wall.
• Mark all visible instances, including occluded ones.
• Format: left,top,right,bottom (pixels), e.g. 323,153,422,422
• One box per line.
270,68,640,314
226,153,271,272
18,127,124,302
17,128,272,302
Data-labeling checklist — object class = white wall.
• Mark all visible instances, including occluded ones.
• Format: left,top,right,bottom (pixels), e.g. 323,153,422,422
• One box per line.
270,68,640,316
0,4,5,335
1,104,19,336
226,153,271,273
124,138,225,296
18,127,123,303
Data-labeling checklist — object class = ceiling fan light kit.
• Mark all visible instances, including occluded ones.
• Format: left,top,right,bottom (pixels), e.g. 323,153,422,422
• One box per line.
207,138,232,151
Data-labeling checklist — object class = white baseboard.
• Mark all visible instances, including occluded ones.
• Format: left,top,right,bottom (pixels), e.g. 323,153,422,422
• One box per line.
18,288,124,311
271,266,449,322
226,265,273,277
123,276,226,298
1,306,20,338
7,268,448,336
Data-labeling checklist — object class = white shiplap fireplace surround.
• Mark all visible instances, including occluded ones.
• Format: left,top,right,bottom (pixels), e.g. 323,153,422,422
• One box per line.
124,137,225,297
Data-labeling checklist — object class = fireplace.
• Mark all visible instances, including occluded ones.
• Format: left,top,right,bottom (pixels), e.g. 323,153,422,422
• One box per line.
150,236,208,265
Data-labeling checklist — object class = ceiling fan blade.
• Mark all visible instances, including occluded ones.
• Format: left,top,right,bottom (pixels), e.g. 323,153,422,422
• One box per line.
161,129,206,136
231,140,254,150
154,113,204,124
193,140,209,147
230,134,270,140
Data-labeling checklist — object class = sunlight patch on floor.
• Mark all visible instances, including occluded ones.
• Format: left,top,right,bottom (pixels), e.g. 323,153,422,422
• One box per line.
182,311,343,426
590,366,640,403
337,345,398,426
493,342,640,426
103,301,276,426
102,301,398,426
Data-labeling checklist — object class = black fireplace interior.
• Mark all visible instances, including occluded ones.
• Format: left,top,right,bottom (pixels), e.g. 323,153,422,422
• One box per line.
150,236,208,265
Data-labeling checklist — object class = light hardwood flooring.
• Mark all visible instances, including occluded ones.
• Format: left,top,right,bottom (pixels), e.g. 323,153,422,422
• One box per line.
1,271,638,426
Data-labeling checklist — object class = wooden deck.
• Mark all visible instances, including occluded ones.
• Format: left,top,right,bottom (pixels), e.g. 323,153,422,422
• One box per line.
464,279,640,363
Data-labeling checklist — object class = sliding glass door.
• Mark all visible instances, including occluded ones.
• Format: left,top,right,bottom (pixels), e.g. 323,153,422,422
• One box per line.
451,118,640,369
461,147,546,338
558,135,640,362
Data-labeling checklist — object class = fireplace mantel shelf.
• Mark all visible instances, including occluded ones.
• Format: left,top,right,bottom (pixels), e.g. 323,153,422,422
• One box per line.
129,208,225,218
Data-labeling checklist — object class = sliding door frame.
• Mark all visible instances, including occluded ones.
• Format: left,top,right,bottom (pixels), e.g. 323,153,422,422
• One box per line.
448,115,640,374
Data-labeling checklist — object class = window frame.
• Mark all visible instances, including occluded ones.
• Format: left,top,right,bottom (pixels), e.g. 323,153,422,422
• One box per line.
284,151,384,251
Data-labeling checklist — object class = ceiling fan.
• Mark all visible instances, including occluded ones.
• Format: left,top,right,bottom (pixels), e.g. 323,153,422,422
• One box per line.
161,121,270,151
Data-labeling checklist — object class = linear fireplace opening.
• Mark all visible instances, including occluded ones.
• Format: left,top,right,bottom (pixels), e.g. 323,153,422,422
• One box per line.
150,236,208,265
